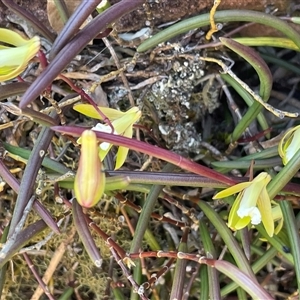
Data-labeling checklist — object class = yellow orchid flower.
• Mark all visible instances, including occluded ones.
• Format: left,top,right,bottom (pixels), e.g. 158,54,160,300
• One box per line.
74,104,141,170
0,28,40,81
278,125,300,165
74,130,105,208
213,172,282,237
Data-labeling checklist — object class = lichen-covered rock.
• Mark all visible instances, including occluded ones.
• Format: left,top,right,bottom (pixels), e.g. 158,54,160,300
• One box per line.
141,56,219,154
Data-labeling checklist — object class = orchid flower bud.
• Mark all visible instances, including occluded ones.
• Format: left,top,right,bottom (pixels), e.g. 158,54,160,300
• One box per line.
74,130,105,208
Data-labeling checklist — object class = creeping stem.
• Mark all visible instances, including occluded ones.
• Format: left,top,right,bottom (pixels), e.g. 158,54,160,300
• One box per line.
137,10,300,52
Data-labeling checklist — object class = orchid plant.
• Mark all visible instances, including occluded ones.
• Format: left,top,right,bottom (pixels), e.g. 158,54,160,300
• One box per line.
3,0,300,297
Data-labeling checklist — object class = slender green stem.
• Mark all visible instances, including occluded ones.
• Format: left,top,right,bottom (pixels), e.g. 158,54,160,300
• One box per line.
53,0,69,24
144,229,161,251
268,148,300,198
279,201,300,294
0,226,9,298
267,147,300,291
112,287,125,300
212,157,282,171
199,221,221,299
58,287,74,300
3,142,73,175
221,73,269,143
255,225,293,264
260,53,300,76
130,259,142,300
129,163,175,254
170,229,188,300
200,265,209,300
198,201,255,280
236,287,247,300
232,102,268,143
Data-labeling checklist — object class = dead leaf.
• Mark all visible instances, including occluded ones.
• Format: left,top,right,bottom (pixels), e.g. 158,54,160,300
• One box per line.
47,0,91,34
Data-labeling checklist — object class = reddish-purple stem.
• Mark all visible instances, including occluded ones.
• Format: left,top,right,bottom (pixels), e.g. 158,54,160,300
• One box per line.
23,253,55,300
52,125,236,186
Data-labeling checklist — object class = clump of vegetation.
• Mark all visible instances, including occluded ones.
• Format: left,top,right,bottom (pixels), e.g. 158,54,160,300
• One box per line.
0,0,300,299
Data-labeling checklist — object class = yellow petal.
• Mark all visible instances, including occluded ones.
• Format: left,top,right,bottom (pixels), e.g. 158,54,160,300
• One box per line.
0,45,29,66
213,181,251,199
99,144,112,161
272,205,284,235
238,172,271,209
0,28,31,46
234,216,252,230
0,65,17,76
75,106,141,169
257,188,274,237
73,104,125,120
123,125,133,139
115,146,129,170
0,35,40,81
227,191,244,229
271,204,283,221
274,217,284,235
0,45,11,50
96,0,111,13
112,107,141,133
115,126,132,169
